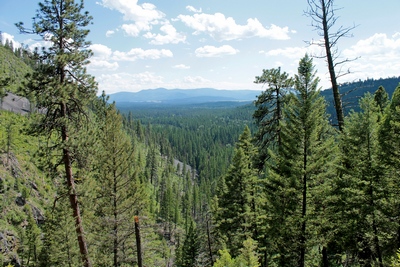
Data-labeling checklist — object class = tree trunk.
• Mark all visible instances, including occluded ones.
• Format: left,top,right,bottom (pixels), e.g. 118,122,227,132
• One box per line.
206,214,214,266
134,216,143,267
113,168,118,267
62,103,92,267
321,0,345,131
322,246,329,267
300,145,307,267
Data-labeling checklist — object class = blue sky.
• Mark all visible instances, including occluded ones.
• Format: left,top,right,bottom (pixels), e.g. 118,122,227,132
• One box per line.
1,0,400,94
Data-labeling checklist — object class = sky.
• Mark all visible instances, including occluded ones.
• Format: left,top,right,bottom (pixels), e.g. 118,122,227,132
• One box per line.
1,0,400,94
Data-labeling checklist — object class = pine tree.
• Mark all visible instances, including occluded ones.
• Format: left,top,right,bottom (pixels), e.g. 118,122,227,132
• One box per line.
215,126,259,257
177,221,199,267
17,1,97,266
253,67,294,170
262,55,338,266
38,197,81,267
379,84,400,255
92,102,146,267
374,85,389,113
336,93,389,266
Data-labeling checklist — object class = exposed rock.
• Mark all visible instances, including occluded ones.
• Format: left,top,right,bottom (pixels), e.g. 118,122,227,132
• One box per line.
0,92,31,115
31,204,45,225
30,181,38,191
15,195,26,206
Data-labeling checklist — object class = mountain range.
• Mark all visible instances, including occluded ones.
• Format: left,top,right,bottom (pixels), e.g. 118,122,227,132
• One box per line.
108,88,262,105
108,77,400,113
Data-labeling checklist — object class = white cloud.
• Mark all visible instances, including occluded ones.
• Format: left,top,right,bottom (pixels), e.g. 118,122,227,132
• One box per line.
186,5,202,13
90,44,113,58
97,71,164,94
343,33,400,58
0,32,21,48
88,44,173,71
144,22,186,45
183,76,211,83
106,30,115,37
339,33,400,82
112,48,173,61
173,64,191,69
99,0,164,36
89,44,118,70
89,60,119,71
195,45,239,57
177,12,290,41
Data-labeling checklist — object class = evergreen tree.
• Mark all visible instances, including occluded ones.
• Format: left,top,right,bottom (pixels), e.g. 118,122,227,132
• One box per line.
177,221,199,267
235,238,260,267
379,84,400,255
262,55,338,266
336,93,389,266
17,1,97,266
374,85,390,113
215,126,259,257
92,102,146,267
253,68,294,170
38,197,81,267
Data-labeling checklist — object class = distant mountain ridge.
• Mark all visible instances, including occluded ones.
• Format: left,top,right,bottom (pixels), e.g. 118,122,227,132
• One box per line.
108,77,400,111
108,88,262,105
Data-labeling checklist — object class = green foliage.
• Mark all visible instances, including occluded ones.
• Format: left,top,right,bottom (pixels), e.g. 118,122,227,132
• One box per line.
253,67,294,169
214,126,259,257
90,100,147,267
260,55,339,266
177,221,199,267
38,198,81,267
0,46,32,94
213,238,260,267
213,249,236,267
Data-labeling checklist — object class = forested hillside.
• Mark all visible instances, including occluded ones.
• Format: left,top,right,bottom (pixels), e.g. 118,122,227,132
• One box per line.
2,0,400,267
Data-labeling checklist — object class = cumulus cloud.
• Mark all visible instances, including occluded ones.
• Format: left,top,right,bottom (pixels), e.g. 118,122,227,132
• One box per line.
177,12,290,41
98,0,164,36
340,33,400,82
112,48,173,61
106,30,115,37
183,76,211,83
195,45,239,57
143,22,186,45
96,71,164,94
0,32,21,48
261,32,400,88
89,60,119,71
173,64,191,69
90,44,113,58
186,5,202,13
89,44,119,70
88,44,173,71
343,33,400,59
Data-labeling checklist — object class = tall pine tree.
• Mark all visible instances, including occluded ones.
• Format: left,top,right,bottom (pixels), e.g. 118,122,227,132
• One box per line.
17,1,97,266
262,55,338,266
215,126,259,257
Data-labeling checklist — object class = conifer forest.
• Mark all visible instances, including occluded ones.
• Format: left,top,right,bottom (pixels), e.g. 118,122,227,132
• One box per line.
1,0,400,266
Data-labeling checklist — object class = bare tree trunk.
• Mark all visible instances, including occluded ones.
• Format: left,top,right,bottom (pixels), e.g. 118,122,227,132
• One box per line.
134,216,143,267
113,169,118,267
206,214,214,266
321,0,345,131
62,103,92,267
322,246,329,267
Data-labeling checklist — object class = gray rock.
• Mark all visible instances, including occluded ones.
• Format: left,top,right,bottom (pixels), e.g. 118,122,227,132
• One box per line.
31,205,45,225
15,195,26,206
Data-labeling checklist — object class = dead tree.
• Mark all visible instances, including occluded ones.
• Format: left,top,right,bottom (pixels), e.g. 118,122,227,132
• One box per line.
305,0,358,131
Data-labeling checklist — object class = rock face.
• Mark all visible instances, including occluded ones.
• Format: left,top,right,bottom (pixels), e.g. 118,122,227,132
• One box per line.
0,92,31,115
31,204,45,225
0,231,21,267
15,195,26,206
